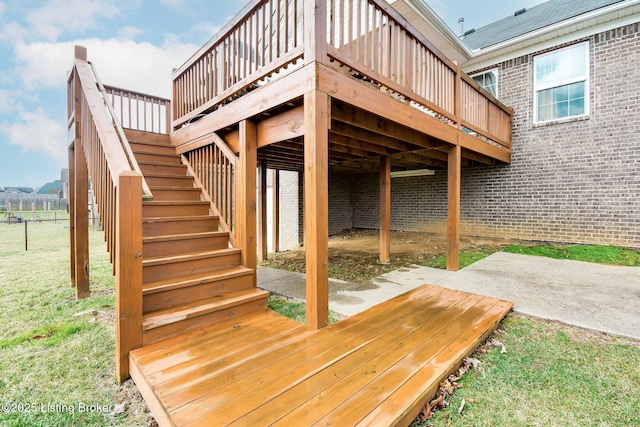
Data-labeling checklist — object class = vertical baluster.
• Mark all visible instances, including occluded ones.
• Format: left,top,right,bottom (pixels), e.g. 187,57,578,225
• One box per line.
268,0,273,63
354,0,361,56
284,0,289,53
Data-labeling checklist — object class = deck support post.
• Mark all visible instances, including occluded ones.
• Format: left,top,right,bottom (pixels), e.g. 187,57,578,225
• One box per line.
115,171,143,384
258,160,268,261
304,90,329,329
272,169,280,254
68,145,76,288
447,144,461,271
237,119,258,284
379,156,391,264
304,0,327,64
73,131,90,299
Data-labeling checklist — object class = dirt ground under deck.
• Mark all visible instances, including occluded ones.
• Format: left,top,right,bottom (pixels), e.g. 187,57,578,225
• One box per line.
262,229,516,283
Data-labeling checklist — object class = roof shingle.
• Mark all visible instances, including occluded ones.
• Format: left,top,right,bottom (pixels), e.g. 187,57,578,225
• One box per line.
462,0,626,50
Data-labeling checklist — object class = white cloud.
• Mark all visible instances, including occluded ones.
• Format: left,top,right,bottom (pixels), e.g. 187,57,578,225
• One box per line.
25,0,119,41
0,90,19,114
13,38,198,97
0,3,6,18
117,26,144,40
0,108,67,160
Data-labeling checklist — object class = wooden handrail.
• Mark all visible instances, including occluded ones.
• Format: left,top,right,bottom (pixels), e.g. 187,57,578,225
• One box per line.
88,63,153,200
172,0,304,129
103,84,171,135
182,133,238,246
171,0,513,149
69,46,146,380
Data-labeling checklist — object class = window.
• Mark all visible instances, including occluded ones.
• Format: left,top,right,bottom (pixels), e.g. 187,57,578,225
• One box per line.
534,42,589,123
472,69,498,97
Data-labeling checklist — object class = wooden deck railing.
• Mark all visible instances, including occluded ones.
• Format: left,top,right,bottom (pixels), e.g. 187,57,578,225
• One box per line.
172,0,304,128
172,0,512,150
103,85,171,135
68,46,144,382
181,134,237,246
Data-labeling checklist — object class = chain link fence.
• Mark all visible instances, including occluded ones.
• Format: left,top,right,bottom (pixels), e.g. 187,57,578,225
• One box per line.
0,211,101,253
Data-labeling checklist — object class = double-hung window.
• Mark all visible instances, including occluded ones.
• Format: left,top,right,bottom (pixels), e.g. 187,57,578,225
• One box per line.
472,69,498,98
534,42,589,123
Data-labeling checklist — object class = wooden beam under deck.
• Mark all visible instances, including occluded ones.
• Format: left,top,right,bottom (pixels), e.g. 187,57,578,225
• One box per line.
129,285,513,426
172,64,509,174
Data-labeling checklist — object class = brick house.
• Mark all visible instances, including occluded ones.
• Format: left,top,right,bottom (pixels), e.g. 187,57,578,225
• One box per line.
299,0,639,248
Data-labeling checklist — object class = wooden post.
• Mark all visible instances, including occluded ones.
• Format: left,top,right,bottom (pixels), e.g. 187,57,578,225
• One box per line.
68,145,76,288
298,170,305,247
74,137,90,299
304,90,329,329
272,169,280,253
236,119,258,283
115,171,143,384
380,156,391,264
454,61,462,130
304,0,328,64
258,160,268,261
447,144,461,271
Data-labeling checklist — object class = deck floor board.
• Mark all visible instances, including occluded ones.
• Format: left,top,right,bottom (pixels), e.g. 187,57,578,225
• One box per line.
130,285,513,427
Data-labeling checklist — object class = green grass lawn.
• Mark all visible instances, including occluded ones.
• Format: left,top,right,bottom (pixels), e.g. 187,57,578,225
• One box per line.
423,244,640,270
0,229,152,427
418,314,640,427
1,228,639,426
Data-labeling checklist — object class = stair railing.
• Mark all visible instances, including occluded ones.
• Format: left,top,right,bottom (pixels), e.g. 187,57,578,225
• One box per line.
181,133,237,247
89,61,154,200
68,46,144,383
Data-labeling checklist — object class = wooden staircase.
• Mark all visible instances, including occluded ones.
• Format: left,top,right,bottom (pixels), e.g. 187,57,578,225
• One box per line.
126,130,269,347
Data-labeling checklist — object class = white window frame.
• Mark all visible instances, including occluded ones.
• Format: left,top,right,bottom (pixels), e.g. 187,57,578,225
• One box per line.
533,42,590,124
471,68,499,98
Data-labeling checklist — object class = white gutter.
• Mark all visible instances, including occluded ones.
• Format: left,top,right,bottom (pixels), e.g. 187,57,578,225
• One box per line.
402,0,640,71
464,0,640,70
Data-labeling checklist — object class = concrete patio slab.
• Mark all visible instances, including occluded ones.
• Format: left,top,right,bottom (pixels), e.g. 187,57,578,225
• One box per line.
258,252,640,340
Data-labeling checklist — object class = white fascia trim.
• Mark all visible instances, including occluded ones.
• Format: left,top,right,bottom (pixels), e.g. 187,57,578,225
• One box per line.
463,1,640,72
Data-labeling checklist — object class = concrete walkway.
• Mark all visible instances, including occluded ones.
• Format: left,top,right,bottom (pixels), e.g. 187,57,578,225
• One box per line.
257,252,640,340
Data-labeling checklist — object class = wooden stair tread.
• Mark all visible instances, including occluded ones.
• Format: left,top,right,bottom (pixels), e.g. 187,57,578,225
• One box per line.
142,265,253,295
138,160,186,168
143,200,208,206
143,248,241,266
142,288,269,330
144,186,201,195
124,129,172,144
143,173,193,179
143,214,217,223
143,230,227,244
132,149,177,156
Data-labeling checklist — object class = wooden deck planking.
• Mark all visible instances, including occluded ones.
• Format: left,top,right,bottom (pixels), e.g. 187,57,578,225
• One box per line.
130,285,513,427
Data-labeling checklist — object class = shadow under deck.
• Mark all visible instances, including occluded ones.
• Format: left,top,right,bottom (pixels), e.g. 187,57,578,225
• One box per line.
130,284,513,426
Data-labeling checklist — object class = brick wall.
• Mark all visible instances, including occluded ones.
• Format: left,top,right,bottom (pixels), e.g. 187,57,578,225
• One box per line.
328,172,353,234
278,170,301,250
347,22,640,247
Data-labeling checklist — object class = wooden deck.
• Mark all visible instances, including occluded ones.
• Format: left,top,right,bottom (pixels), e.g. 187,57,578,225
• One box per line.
130,285,513,426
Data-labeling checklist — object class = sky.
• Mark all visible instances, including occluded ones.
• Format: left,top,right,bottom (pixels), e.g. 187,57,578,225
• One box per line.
0,0,546,189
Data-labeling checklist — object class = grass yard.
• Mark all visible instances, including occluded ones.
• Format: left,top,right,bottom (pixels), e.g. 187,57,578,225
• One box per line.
0,229,153,427
1,226,639,426
418,314,640,427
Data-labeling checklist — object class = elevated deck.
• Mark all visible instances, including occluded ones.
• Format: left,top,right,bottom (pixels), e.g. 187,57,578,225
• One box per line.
130,285,513,426
170,0,513,173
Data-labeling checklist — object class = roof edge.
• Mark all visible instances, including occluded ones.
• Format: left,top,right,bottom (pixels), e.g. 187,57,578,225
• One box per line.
399,0,473,60
464,0,640,69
